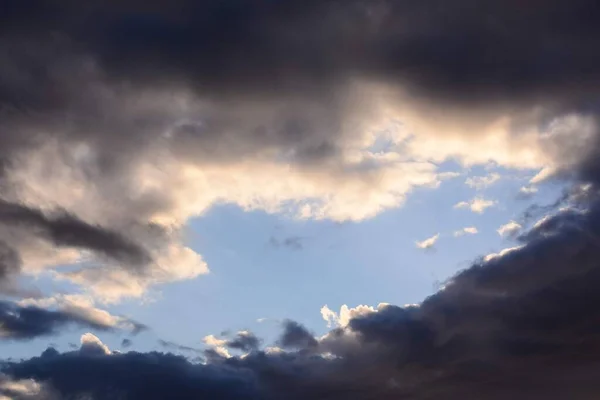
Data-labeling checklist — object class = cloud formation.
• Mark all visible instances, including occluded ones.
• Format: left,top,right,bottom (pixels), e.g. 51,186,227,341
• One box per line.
497,220,523,238
2,0,600,398
465,173,501,190
415,234,439,250
453,227,479,237
1,0,599,302
454,197,497,214
0,300,129,340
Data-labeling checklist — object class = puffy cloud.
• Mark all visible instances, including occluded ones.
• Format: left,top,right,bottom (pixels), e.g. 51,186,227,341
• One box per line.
453,227,479,237
80,333,111,355
465,173,501,190
454,197,497,214
518,186,539,199
497,221,523,238
415,234,439,250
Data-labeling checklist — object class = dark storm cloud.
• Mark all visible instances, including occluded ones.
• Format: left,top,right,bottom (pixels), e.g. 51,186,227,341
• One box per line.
3,0,600,106
0,300,113,340
0,200,152,268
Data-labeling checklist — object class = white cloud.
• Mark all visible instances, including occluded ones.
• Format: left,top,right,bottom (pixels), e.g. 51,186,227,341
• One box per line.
465,173,501,189
415,234,440,250
454,197,497,214
453,227,479,237
518,186,539,198
320,304,389,329
80,333,111,355
484,245,525,262
497,221,523,238
203,335,231,358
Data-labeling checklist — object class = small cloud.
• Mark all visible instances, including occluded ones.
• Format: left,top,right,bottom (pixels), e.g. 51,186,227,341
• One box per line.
453,227,478,237
465,173,500,189
80,333,111,355
497,220,522,238
530,166,555,184
517,186,538,199
269,236,304,250
202,335,231,358
121,338,132,348
415,234,439,250
454,197,496,214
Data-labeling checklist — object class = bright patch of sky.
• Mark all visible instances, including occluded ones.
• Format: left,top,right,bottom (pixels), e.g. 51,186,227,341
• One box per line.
0,161,566,360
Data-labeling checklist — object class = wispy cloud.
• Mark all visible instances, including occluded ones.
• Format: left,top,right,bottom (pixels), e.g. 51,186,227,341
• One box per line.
453,227,479,237
454,197,497,213
517,186,539,199
465,173,501,189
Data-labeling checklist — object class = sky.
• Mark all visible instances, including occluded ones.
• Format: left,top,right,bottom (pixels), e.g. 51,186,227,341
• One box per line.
1,1,600,399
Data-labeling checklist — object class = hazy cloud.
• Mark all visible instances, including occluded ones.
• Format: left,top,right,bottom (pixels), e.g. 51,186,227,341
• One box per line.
465,173,501,190
453,227,479,237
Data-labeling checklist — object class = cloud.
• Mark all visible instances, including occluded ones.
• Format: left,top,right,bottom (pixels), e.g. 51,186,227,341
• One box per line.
497,221,523,238
277,320,318,351
225,331,262,353
80,333,111,355
465,173,501,189
454,197,497,214
518,186,539,199
453,227,479,237
415,234,439,250
3,2,600,397
269,236,305,251
1,0,599,303
0,374,42,399
0,299,129,340
17,294,145,333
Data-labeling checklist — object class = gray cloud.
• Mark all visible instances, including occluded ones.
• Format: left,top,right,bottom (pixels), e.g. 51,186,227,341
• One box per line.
0,200,152,268
226,331,261,353
278,320,319,351
0,300,113,340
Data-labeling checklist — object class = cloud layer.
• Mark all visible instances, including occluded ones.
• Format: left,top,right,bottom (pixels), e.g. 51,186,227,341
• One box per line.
2,0,600,398
1,0,599,301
